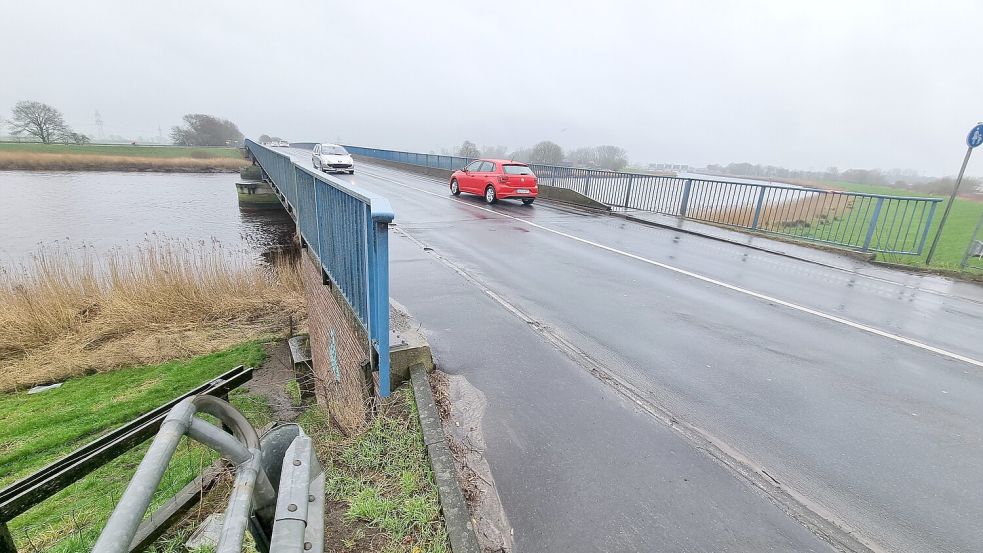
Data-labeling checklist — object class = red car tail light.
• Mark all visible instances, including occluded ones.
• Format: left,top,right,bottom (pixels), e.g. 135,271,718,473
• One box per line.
498,175,509,184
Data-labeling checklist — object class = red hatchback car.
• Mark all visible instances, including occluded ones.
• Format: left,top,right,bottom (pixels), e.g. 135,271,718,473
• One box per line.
450,159,538,205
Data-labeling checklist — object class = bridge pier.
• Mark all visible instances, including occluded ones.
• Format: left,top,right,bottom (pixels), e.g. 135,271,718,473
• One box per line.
235,179,281,210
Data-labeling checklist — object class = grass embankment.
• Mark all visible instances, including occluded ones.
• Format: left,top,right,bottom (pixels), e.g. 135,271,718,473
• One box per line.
299,387,449,553
0,143,247,172
0,239,306,392
1,343,272,553
811,181,983,269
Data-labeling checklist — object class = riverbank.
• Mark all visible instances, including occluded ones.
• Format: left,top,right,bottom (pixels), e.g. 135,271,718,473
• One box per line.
0,238,306,392
0,143,247,172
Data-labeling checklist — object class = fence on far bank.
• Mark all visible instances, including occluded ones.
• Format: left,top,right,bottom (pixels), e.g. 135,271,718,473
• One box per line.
344,145,943,256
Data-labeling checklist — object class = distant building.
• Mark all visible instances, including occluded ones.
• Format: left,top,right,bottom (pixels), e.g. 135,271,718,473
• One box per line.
648,162,690,172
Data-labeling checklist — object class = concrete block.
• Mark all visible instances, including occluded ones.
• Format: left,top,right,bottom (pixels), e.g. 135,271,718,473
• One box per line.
389,300,433,392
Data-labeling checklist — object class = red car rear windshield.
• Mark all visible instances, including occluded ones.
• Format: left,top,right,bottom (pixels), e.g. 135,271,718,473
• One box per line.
503,164,534,175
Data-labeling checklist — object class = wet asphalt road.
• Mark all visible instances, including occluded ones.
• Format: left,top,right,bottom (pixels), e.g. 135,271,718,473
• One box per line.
288,150,983,552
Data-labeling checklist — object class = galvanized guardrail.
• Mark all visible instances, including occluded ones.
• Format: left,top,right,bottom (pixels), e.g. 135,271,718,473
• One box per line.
344,145,942,255
92,397,323,553
245,140,394,395
0,366,255,553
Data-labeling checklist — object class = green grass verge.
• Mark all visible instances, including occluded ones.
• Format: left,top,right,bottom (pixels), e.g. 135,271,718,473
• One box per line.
0,142,241,159
817,180,983,269
298,386,449,553
1,343,271,553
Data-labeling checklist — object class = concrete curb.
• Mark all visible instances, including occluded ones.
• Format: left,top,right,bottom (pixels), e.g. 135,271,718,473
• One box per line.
607,210,889,275
538,184,611,211
410,364,480,553
352,155,454,180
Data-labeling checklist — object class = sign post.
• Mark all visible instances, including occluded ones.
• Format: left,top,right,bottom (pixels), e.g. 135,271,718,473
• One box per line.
925,122,983,265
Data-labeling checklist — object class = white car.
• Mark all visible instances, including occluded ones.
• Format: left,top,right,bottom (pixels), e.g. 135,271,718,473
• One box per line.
312,144,354,174
277,140,289,147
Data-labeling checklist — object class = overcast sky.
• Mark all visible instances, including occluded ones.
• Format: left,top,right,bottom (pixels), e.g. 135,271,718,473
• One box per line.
2,0,980,176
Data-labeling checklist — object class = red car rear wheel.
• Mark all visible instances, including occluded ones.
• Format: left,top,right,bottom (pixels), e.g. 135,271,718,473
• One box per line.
484,185,498,204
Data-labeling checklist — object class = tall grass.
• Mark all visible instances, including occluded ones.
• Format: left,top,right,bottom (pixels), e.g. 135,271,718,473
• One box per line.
0,239,305,392
0,151,247,172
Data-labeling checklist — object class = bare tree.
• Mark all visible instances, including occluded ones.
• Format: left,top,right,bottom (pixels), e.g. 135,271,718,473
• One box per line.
567,146,598,167
457,140,480,158
568,145,628,170
481,144,509,158
9,100,72,143
530,141,564,165
171,114,243,146
67,132,91,145
595,145,628,171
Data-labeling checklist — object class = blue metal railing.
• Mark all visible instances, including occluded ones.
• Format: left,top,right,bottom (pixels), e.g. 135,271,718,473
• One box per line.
245,140,394,396
345,145,942,255
344,146,475,173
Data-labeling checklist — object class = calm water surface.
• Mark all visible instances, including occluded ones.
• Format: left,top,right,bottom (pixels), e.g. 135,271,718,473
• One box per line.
0,171,295,264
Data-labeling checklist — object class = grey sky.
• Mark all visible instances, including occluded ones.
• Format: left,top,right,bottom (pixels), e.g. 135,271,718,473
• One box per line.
2,0,980,176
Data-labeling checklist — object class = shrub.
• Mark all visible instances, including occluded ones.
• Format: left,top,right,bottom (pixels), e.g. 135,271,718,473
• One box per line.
240,165,262,180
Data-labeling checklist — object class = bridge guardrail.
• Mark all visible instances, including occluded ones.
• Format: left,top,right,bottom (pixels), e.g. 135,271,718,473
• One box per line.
344,145,942,255
245,140,393,396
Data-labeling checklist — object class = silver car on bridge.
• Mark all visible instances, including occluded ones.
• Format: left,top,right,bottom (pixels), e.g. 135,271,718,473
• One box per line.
312,143,355,174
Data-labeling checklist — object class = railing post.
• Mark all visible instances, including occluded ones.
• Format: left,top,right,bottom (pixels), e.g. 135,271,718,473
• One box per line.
751,187,767,229
862,197,885,252
917,201,940,256
369,217,391,397
680,179,693,218
623,175,635,208
584,173,591,196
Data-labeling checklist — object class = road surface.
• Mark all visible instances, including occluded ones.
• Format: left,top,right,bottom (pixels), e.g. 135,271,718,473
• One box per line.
288,149,983,552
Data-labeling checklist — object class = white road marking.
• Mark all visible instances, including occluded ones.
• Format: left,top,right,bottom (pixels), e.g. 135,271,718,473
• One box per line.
361,167,983,370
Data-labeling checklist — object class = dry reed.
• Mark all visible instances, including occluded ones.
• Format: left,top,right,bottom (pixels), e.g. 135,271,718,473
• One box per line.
0,151,247,172
708,193,854,229
0,239,306,392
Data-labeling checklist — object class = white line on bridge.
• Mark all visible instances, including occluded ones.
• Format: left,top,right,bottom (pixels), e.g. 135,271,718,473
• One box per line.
362,167,983,371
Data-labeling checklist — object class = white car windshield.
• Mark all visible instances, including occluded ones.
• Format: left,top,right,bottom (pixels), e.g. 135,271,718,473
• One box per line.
321,146,348,155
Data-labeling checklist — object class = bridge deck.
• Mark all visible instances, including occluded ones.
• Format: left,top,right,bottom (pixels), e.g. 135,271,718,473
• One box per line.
282,148,983,553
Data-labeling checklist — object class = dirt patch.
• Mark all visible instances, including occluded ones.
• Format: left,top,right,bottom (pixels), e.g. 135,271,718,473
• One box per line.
244,340,303,422
321,499,386,552
429,369,513,553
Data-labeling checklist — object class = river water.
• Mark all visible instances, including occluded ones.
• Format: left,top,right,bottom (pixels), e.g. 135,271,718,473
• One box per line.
0,171,295,264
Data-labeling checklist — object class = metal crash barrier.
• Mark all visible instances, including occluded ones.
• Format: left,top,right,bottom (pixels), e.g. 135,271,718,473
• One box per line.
92,395,324,553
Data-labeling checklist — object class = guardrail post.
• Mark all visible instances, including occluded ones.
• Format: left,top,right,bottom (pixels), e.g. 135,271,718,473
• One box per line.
0,522,16,553
680,179,693,218
583,174,591,196
751,187,767,229
862,197,885,252
623,175,635,208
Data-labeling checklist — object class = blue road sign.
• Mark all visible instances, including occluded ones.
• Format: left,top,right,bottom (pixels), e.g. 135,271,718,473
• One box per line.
969,124,983,149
